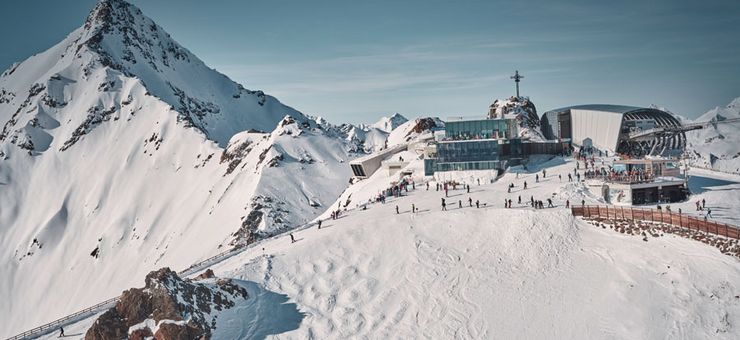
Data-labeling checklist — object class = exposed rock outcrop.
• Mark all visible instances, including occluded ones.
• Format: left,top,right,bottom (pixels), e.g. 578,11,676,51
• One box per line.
85,267,248,340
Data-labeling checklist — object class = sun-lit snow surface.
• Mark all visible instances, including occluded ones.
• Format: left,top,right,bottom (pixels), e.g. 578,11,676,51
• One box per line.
0,0,360,335
686,97,740,174
39,156,740,339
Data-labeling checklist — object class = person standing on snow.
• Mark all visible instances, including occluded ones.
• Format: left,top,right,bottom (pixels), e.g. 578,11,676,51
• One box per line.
290,233,295,243
547,198,554,208
524,181,528,190
702,199,706,209
518,195,522,205
459,200,462,209
441,198,447,211
468,197,473,207
476,200,480,209
59,327,64,337
396,205,399,214
318,220,322,229
412,203,416,213
566,200,570,208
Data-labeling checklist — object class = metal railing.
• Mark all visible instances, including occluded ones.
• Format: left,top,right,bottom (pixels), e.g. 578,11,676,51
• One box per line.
6,217,326,340
5,297,119,340
571,205,740,239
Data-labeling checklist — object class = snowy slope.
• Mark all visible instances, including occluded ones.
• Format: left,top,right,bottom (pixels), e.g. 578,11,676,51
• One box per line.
685,97,740,174
0,0,354,336
46,156,740,339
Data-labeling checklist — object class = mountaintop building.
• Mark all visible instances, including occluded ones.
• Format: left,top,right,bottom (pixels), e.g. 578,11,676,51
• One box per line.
540,105,686,157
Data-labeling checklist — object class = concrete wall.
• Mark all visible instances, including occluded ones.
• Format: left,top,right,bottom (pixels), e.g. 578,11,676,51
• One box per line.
570,109,624,152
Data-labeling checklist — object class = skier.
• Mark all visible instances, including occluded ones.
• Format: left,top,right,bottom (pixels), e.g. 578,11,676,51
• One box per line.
543,169,546,178
396,205,399,214
504,199,508,208
508,199,513,208
696,200,701,211
530,196,534,207
290,233,295,243
508,186,511,193
477,178,480,185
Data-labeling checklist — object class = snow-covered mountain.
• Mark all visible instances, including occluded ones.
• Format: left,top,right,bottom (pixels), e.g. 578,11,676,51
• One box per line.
685,97,740,174
331,113,416,153
0,0,354,335
370,113,408,133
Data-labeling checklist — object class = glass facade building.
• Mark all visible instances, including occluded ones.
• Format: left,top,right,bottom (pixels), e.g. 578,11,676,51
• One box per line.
424,118,517,174
443,119,517,141
437,140,500,163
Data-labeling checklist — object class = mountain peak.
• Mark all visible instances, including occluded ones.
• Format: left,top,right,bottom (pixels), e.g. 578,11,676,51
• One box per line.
84,0,136,32
371,113,408,133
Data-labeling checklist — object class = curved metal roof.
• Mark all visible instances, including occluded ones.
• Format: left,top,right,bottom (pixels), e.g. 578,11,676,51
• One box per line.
544,104,648,115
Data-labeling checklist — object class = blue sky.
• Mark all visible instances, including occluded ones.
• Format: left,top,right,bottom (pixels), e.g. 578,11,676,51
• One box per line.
1,0,738,123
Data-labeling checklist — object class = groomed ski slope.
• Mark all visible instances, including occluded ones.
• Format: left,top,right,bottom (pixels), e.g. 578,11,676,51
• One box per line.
40,157,740,339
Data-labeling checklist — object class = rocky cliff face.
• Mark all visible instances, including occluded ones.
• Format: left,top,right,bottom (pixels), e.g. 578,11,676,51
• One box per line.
85,268,248,340
488,96,544,141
